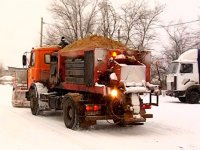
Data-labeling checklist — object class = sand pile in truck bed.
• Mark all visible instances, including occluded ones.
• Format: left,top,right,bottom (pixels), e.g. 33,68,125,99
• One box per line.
61,35,128,51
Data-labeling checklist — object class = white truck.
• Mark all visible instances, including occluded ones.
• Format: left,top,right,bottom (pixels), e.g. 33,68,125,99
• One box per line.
166,49,200,104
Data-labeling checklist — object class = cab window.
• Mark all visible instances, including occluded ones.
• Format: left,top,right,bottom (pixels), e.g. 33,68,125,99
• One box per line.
45,54,50,64
30,52,36,66
180,64,193,73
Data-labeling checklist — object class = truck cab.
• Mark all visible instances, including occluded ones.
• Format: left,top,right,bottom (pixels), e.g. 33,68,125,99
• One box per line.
166,49,200,103
23,46,60,89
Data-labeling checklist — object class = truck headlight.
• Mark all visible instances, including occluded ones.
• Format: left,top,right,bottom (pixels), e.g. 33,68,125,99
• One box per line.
110,89,118,98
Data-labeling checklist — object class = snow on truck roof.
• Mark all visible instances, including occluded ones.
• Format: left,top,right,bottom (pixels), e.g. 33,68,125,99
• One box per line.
60,35,128,52
176,49,198,62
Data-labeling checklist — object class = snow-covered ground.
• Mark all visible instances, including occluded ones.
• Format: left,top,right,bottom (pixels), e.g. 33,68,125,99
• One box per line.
0,84,200,150
0,76,13,84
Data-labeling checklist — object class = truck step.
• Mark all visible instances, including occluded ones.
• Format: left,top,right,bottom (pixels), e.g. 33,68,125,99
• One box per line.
141,114,153,118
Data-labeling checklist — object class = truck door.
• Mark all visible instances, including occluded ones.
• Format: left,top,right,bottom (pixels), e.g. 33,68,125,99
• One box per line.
178,63,198,91
28,51,36,88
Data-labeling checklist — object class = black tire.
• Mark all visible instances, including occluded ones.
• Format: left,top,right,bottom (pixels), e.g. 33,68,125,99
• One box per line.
113,118,125,126
30,85,40,115
63,96,78,129
178,97,186,103
186,91,199,104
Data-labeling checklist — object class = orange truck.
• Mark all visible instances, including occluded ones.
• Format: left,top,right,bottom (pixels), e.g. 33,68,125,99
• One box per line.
22,36,159,129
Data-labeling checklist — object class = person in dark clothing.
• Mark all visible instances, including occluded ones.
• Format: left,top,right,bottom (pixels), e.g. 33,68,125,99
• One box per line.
58,36,69,48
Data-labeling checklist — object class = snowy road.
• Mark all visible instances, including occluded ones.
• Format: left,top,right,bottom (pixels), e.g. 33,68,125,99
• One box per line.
0,84,200,150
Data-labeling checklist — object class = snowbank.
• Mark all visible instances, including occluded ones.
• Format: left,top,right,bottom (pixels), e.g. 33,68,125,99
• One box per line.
0,75,13,81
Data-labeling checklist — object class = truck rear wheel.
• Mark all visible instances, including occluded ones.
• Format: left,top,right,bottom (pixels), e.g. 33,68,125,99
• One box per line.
63,96,78,129
186,91,199,104
178,97,186,103
111,101,125,126
30,85,40,115
113,118,125,126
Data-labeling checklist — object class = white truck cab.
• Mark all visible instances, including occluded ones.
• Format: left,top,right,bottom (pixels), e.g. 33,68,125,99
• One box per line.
166,49,200,103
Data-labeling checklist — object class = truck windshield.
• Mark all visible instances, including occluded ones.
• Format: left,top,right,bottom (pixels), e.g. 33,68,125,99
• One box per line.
168,62,179,74
30,52,35,67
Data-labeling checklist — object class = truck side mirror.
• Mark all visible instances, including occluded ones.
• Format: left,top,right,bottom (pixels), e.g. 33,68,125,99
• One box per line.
22,55,27,66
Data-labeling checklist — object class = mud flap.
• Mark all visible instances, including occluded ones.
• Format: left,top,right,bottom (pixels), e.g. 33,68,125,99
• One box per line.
141,114,153,118
124,111,145,123
149,92,159,106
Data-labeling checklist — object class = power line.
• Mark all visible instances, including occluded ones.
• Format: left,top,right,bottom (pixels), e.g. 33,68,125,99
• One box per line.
43,17,200,29
42,18,200,34
152,19,200,29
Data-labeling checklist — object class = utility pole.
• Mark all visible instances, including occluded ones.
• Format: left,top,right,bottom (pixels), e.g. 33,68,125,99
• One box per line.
118,25,121,42
40,17,44,47
118,28,120,41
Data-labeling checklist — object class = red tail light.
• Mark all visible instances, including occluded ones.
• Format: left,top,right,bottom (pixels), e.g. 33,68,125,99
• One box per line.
86,105,93,111
85,105,101,111
93,105,100,111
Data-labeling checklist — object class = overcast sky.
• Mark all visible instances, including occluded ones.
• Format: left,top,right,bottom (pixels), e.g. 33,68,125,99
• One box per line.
0,0,200,68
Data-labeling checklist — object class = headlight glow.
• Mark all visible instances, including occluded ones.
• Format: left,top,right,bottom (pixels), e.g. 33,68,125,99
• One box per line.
110,89,118,97
112,51,117,57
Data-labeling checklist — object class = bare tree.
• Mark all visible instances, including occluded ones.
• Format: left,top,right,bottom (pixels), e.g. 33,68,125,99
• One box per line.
162,23,194,61
45,0,163,49
190,19,200,48
45,0,99,44
97,0,118,38
120,1,164,50
150,54,169,89
44,25,61,45
136,4,164,50
120,1,143,46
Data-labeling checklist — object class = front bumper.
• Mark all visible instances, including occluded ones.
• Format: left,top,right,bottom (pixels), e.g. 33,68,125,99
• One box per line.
166,90,185,97
12,99,30,107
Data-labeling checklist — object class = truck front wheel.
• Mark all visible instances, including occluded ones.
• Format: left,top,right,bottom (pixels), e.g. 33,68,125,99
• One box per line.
30,85,40,115
63,96,78,129
186,91,199,104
